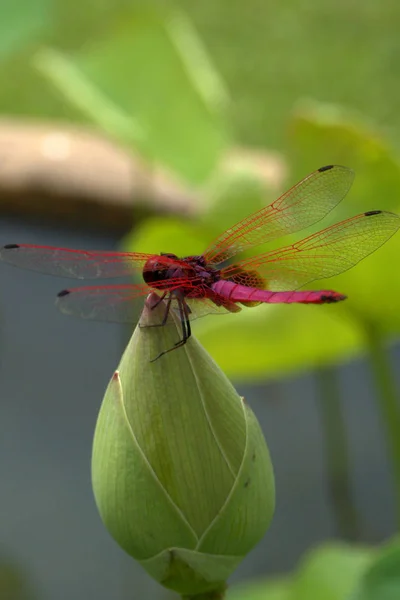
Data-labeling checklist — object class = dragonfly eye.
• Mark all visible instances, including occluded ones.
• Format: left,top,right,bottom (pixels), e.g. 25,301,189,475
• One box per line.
143,261,169,284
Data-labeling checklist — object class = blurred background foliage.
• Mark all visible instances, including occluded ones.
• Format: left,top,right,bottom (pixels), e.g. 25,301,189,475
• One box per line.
0,557,38,600
226,536,400,600
1,1,400,599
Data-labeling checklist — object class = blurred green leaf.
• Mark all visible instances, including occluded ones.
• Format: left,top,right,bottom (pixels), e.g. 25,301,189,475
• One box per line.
0,559,38,600
0,1,149,117
0,0,50,61
124,216,211,259
181,1,400,151
288,101,400,215
291,543,374,600
36,9,229,183
227,542,374,600
286,102,400,332
351,538,400,600
323,230,400,333
0,44,88,120
227,576,291,600
34,47,145,145
204,167,276,237
0,1,56,118
197,302,362,380
125,156,281,263
50,0,148,50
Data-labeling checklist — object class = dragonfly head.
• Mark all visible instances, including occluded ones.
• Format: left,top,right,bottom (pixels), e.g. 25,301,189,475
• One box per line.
142,256,173,285
143,253,187,286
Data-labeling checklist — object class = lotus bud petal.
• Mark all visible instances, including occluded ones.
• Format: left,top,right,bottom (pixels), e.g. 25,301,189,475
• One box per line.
92,294,275,596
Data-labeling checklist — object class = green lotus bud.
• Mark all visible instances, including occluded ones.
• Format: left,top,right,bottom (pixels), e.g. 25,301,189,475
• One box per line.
92,294,275,597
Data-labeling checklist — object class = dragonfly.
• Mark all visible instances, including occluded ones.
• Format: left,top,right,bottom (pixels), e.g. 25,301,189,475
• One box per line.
1,165,399,360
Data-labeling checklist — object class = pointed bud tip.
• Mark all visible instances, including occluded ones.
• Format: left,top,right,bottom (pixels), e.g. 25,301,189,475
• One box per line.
139,292,167,327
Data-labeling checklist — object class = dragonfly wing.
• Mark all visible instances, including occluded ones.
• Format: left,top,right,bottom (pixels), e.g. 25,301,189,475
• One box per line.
221,210,400,291
56,282,240,325
0,244,154,279
203,165,354,264
55,277,209,322
182,295,241,322
56,283,155,322
144,296,239,328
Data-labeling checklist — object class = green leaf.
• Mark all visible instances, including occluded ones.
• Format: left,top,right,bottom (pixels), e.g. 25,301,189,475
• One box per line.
227,543,373,600
124,151,283,260
288,101,400,215
34,47,145,145
0,559,38,600
291,543,374,600
204,168,275,238
351,538,400,600
0,45,85,119
0,0,50,61
181,1,400,151
287,103,400,330
0,0,57,119
123,216,211,259
227,577,291,600
196,302,361,380
50,0,145,50
322,229,400,333
37,9,229,183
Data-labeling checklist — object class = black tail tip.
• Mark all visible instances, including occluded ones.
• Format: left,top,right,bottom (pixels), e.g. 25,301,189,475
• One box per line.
320,292,347,303
3,244,20,249
57,289,70,298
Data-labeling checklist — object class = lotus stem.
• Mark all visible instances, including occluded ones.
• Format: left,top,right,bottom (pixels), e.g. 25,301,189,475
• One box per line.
365,320,400,529
316,367,361,540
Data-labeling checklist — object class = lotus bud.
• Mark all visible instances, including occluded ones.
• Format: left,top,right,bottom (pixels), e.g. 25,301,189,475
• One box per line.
92,294,275,597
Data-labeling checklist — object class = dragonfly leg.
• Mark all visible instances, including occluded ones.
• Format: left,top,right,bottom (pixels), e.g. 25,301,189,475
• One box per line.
150,297,191,362
174,300,191,346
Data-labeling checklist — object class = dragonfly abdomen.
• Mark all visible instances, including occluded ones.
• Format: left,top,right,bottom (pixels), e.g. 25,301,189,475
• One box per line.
212,280,346,305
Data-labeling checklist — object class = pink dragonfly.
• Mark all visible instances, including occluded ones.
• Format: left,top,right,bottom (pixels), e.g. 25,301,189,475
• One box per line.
1,165,399,359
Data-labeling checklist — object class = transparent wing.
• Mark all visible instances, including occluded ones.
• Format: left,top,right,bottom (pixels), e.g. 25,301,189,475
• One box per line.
143,296,240,328
56,283,153,322
56,280,240,324
0,244,155,279
221,211,400,291
183,295,241,321
203,165,355,265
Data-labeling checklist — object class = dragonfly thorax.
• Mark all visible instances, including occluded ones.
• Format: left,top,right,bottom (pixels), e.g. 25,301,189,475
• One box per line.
142,254,197,287
142,254,220,290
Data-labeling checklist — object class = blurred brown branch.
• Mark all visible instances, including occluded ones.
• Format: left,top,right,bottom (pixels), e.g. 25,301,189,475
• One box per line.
0,119,198,234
